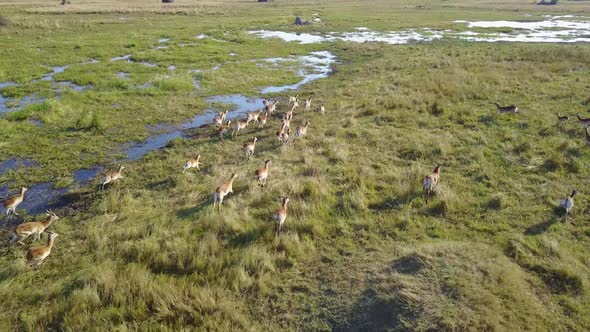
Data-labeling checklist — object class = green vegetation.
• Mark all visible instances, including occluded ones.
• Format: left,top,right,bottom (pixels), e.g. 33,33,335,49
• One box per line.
0,0,589,330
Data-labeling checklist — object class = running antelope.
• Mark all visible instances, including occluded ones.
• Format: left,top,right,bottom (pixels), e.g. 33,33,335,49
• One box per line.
291,98,300,111
304,97,312,112
214,110,228,127
255,160,271,188
276,123,287,141
27,232,58,267
576,113,590,126
295,121,309,140
560,189,577,223
263,100,279,114
213,173,237,210
102,165,125,190
318,104,325,114
182,155,201,173
288,95,299,106
3,187,27,216
9,210,59,245
495,102,520,114
242,137,258,158
232,119,249,137
273,197,289,234
281,128,291,143
247,110,262,124
258,112,269,128
422,165,441,204
218,120,232,139
285,109,294,121
281,114,292,129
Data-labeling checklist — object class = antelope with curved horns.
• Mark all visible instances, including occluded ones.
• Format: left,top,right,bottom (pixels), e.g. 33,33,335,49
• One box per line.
288,95,299,106
9,210,59,245
422,165,440,204
247,110,262,124
276,123,287,141
263,100,279,114
291,98,300,112
182,155,201,173
27,232,59,267
214,110,228,127
273,196,289,234
3,187,27,216
255,160,271,188
213,173,237,211
242,137,258,158
102,165,125,190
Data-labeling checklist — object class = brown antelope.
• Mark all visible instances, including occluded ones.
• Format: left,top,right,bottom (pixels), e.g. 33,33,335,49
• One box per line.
560,189,577,223
218,120,232,139
318,104,325,114
273,197,289,234
102,165,125,190
10,210,59,245
213,110,228,127
247,110,262,124
27,232,58,267
281,114,292,129
182,155,201,173
422,165,440,204
295,121,309,140
232,119,249,137
495,102,520,114
304,97,312,112
255,160,271,188
291,98,300,112
242,137,258,158
281,128,291,143
258,112,269,128
576,113,590,126
285,109,294,121
213,173,237,210
263,100,279,114
276,123,287,141
3,187,27,216
288,95,299,106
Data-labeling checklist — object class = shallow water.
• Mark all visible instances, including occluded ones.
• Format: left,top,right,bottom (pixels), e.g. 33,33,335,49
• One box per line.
0,159,36,176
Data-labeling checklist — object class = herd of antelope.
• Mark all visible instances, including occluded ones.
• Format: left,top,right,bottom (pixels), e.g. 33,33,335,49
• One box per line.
1,96,588,267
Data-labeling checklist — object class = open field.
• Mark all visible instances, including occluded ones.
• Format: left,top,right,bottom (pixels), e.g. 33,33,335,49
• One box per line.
1,0,590,330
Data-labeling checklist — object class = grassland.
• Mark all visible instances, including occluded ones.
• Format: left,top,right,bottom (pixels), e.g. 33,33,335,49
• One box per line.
1,0,590,330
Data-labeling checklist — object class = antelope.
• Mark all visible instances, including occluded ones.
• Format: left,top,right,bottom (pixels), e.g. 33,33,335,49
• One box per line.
255,160,271,188
102,165,125,190
3,187,27,216
273,197,289,234
213,173,237,210
182,155,201,173
318,104,325,114
263,100,279,114
258,112,269,128
213,110,228,127
9,210,59,245
557,114,569,123
576,113,590,126
242,137,257,158
295,121,309,140
218,120,232,139
559,189,577,223
494,102,520,114
586,127,590,146
281,114,292,129
291,98,300,111
247,110,262,124
288,95,299,106
422,165,440,204
27,232,58,267
232,119,249,137
285,109,294,121
276,123,287,141
304,97,312,112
